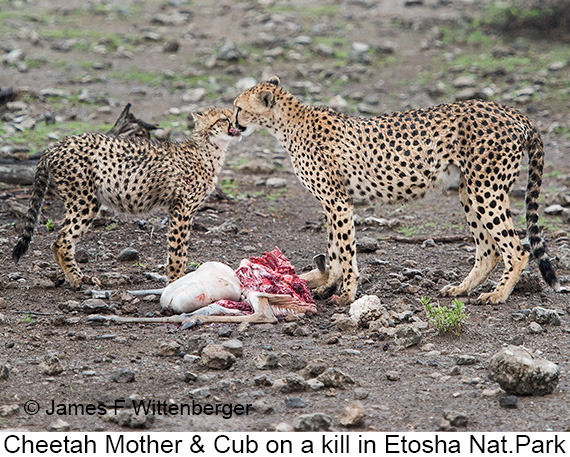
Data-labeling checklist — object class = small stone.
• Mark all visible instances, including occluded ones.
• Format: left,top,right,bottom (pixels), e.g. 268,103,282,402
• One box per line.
221,339,243,357
0,404,19,417
75,249,90,263
254,349,279,370
99,272,129,287
236,77,257,91
59,300,81,313
544,204,565,215
81,299,113,314
285,396,307,408
254,375,273,387
282,322,310,337
394,324,422,348
529,322,543,334
351,42,370,54
529,307,561,326
339,401,365,427
356,236,379,253
452,75,476,88
156,340,181,357
217,39,247,61
0,364,9,380
162,40,180,53
184,371,198,383
183,354,200,363
111,410,155,429
252,399,274,414
111,369,136,383
117,247,140,262
548,61,566,72
397,311,414,322
218,327,233,338
335,315,357,332
301,360,327,379
443,410,468,427
201,344,236,370
316,368,355,388
456,355,477,366
275,422,293,432
307,378,325,391
265,177,287,188
481,388,502,398
189,387,211,400
183,88,207,103
278,374,307,393
329,95,349,111
386,371,400,381
293,413,333,431
40,354,64,376
47,419,71,431
499,395,518,409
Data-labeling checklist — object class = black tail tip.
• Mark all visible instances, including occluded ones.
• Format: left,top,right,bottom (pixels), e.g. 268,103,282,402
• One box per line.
538,258,559,289
12,240,28,263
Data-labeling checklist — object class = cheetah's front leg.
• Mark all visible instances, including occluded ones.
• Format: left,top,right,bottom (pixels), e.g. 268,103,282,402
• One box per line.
167,202,194,282
306,202,359,306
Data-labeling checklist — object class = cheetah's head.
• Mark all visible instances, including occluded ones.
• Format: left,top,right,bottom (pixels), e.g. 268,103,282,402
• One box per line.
191,107,241,148
231,76,281,137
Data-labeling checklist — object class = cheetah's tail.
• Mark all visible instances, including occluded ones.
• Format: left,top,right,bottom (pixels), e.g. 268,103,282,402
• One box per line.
12,157,50,263
525,129,560,291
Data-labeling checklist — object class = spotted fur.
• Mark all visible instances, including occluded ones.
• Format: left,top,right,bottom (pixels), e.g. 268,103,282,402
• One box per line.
13,107,240,289
232,76,559,305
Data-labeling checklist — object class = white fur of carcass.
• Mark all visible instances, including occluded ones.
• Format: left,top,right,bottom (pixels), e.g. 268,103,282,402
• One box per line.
160,262,242,314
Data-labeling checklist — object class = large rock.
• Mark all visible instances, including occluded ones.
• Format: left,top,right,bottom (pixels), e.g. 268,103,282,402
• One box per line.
488,346,559,396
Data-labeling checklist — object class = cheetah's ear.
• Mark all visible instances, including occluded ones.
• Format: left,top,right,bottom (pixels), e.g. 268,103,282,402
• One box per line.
266,76,280,86
189,112,204,130
259,90,274,108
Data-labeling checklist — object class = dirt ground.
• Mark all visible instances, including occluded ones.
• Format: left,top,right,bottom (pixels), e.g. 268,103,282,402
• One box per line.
1,0,569,432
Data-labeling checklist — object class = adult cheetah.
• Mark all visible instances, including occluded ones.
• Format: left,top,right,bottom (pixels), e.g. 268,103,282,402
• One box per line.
231,76,559,305
13,107,241,289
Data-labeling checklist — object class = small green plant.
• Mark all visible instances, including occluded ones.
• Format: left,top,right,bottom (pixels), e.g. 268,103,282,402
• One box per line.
395,226,417,237
105,222,118,231
188,262,201,270
21,313,33,324
133,261,146,268
421,297,467,335
45,219,55,232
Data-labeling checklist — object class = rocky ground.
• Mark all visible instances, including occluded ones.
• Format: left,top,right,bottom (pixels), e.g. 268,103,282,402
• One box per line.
1,0,569,432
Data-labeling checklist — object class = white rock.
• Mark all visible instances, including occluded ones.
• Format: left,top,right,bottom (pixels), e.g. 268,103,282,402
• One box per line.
349,295,385,327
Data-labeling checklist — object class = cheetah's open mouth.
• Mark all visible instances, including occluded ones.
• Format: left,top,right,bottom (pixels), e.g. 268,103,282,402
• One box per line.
228,127,242,137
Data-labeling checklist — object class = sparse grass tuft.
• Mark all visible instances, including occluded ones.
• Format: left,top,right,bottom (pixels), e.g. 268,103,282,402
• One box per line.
421,297,467,335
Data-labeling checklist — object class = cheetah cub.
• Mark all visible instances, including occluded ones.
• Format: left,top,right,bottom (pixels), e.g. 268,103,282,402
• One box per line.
231,76,559,305
13,107,240,289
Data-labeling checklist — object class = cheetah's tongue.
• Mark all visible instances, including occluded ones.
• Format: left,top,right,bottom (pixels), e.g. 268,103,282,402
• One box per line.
229,127,242,136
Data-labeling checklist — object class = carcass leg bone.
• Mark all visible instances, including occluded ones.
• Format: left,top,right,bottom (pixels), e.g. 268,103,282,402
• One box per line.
299,253,329,289
87,292,283,327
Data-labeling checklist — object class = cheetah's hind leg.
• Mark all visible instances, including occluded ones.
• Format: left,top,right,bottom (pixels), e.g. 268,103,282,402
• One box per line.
51,199,100,289
440,175,502,299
